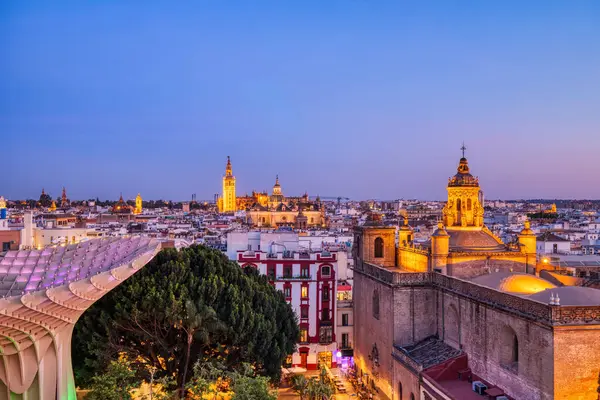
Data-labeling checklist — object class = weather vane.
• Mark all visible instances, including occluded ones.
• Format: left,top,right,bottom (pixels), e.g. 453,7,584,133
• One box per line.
461,142,467,158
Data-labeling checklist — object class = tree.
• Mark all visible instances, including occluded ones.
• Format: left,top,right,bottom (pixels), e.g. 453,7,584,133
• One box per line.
290,374,309,399
73,245,298,395
231,375,277,400
86,358,139,400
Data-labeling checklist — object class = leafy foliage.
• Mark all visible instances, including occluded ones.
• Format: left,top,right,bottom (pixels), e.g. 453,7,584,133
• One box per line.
85,358,139,400
290,369,336,400
73,245,298,392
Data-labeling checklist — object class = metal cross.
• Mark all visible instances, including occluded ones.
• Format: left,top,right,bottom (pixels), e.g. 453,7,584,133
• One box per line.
461,142,467,158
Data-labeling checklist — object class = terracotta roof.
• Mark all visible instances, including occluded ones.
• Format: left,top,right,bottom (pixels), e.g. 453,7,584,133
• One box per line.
537,232,569,242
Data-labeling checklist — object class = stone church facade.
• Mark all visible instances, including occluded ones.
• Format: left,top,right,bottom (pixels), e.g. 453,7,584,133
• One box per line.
353,154,600,400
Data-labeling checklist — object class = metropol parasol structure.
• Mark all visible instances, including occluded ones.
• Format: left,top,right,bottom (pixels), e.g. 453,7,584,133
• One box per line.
0,236,161,399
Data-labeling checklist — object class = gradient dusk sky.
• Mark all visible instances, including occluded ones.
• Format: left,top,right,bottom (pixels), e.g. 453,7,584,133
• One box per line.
1,1,599,201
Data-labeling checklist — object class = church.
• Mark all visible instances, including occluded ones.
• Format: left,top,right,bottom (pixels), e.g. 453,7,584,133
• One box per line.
217,157,327,229
353,151,600,400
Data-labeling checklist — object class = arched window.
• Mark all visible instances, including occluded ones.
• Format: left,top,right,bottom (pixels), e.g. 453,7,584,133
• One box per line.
467,198,472,210
372,289,380,320
513,335,519,364
398,382,403,399
374,237,384,258
500,325,519,373
456,198,461,211
410,394,415,400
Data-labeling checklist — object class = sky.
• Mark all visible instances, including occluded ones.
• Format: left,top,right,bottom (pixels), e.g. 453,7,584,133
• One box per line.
1,1,599,201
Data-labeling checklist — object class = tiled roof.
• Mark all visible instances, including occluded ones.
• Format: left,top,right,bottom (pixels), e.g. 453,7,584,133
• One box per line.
397,336,463,369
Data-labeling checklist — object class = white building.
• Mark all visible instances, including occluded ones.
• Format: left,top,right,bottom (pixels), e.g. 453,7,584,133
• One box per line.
228,231,352,370
536,232,571,255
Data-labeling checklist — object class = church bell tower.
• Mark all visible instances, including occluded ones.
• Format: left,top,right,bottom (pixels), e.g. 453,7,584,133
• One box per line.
221,156,236,213
442,144,485,229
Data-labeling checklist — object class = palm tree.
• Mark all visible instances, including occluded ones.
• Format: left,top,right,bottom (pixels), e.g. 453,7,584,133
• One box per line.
290,374,309,400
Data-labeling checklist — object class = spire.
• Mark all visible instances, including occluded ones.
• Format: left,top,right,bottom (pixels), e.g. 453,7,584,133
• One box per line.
41,188,45,196
61,187,69,208
225,156,233,177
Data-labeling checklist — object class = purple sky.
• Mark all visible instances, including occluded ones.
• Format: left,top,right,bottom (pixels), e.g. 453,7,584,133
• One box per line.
1,1,599,201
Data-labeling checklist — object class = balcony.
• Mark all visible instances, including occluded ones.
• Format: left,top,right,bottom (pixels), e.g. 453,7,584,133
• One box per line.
276,275,312,281
337,299,353,309
340,342,353,350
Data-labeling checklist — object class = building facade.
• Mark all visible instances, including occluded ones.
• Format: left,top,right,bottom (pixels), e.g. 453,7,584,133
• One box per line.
352,152,600,400
235,243,341,370
218,156,237,213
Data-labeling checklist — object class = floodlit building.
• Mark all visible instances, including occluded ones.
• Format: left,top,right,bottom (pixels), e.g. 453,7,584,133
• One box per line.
0,237,161,399
353,150,600,400
218,156,237,213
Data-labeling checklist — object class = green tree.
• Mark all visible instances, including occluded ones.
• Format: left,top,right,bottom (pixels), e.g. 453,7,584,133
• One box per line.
290,374,309,400
86,358,139,400
73,245,298,395
231,375,277,400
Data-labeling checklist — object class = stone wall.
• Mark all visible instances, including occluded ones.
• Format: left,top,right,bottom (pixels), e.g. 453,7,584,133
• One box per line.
353,269,395,400
393,287,437,346
397,247,429,272
553,325,600,399
439,291,554,400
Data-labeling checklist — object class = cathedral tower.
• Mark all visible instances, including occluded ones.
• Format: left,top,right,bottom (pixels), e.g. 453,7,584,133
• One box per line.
221,156,236,213
442,145,484,229
60,187,69,208
134,193,143,215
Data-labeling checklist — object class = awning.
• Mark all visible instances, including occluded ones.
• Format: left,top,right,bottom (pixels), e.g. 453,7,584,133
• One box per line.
337,284,352,291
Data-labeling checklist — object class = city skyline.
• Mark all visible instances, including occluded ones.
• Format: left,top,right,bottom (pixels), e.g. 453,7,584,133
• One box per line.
2,1,600,200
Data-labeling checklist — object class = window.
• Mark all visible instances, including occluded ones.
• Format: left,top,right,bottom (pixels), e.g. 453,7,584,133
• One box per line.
372,289,380,320
467,198,472,210
322,287,330,301
513,335,519,364
284,286,291,298
319,326,333,344
301,265,309,278
374,237,384,258
301,306,309,319
321,308,330,321
410,394,415,400
342,313,349,326
398,383,402,400
267,265,275,279
321,265,331,276
301,286,308,298
300,329,308,343
342,333,349,349
283,265,292,277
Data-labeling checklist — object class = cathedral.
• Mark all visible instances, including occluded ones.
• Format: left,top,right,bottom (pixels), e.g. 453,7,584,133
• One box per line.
217,157,327,229
353,150,600,400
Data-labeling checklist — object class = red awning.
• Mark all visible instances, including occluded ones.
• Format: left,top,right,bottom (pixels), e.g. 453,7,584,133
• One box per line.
337,284,352,291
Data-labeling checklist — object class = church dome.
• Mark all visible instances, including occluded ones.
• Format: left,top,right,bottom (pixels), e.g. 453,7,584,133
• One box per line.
472,272,556,295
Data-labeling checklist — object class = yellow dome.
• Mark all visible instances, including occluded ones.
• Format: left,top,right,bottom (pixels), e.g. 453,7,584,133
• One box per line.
472,272,557,295
498,274,556,295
